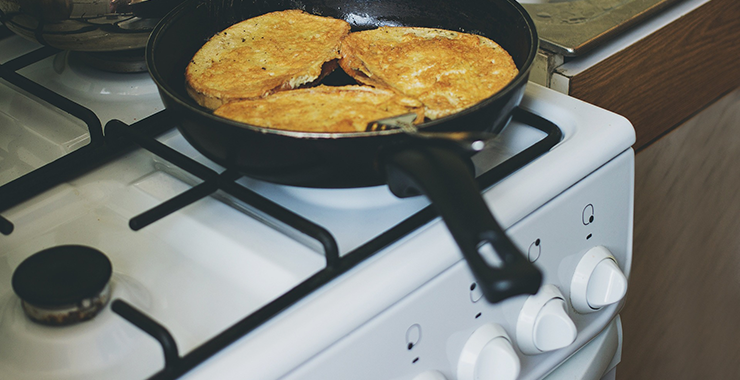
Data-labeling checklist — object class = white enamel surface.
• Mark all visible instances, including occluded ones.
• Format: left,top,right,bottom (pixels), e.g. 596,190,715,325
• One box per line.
275,151,633,380
0,49,90,187
0,37,163,187
17,50,164,127
543,317,621,380
172,85,634,380
0,34,635,380
480,85,635,233
413,370,448,380
0,147,325,378
0,91,89,187
0,274,161,379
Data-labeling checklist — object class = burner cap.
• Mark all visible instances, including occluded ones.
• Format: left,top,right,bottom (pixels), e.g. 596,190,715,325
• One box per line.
12,245,112,308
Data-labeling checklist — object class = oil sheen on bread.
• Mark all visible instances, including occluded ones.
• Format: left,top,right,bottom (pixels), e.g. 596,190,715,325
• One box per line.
214,85,424,133
339,26,518,119
185,10,350,110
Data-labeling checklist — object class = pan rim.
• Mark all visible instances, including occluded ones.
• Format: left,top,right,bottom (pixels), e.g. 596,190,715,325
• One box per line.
145,0,539,140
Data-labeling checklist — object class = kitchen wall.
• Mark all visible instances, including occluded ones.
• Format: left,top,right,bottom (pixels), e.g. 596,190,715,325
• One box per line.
619,88,740,379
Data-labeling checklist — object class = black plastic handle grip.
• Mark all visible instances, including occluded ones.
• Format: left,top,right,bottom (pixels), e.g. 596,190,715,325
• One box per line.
383,144,542,303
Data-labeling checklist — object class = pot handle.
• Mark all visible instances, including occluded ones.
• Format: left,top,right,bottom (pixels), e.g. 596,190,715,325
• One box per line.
383,144,542,303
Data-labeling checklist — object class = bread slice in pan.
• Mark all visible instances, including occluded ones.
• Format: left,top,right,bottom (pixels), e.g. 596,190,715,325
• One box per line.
338,27,518,119
185,10,351,110
213,85,424,133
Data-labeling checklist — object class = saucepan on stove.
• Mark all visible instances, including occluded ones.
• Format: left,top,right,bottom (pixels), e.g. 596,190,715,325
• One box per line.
0,0,183,51
146,0,543,303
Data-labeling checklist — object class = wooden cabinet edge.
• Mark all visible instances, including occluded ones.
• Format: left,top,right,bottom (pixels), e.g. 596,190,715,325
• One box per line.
565,0,740,151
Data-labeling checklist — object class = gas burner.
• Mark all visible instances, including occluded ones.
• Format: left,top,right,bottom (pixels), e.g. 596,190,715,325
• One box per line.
71,49,148,73
11,245,113,326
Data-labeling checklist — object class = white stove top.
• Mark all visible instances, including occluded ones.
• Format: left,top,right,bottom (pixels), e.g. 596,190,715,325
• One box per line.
174,85,635,380
0,34,635,380
0,37,164,188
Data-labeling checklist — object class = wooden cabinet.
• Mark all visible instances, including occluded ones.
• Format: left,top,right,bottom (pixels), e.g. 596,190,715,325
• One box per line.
566,0,740,151
552,0,740,378
536,0,740,377
621,86,740,380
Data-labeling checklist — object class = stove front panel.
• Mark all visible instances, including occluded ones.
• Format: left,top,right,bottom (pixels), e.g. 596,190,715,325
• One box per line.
277,149,634,380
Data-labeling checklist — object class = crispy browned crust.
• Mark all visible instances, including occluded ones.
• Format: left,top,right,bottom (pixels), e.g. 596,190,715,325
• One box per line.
213,85,424,133
186,10,351,109
339,27,519,119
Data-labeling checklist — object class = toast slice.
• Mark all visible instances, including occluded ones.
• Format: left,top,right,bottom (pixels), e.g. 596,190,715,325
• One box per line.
186,10,351,110
339,27,518,119
213,85,424,133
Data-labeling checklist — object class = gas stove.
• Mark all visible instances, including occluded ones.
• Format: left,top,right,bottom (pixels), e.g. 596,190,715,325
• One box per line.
0,31,635,380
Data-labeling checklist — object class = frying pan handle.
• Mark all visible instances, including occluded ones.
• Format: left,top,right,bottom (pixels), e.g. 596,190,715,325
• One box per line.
383,144,542,303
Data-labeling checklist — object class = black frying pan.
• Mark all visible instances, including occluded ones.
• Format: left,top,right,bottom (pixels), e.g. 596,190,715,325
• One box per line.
146,0,542,303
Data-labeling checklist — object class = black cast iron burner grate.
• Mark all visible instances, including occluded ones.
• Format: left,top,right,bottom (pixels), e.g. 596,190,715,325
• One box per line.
104,109,561,380
0,44,170,235
0,45,95,235
0,43,562,380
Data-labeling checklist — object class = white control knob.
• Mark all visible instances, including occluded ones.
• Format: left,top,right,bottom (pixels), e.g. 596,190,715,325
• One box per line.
516,285,577,355
458,323,520,380
570,246,628,314
413,370,448,380
533,298,576,352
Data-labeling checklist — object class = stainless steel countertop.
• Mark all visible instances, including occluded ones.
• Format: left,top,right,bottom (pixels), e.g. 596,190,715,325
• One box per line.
521,0,683,56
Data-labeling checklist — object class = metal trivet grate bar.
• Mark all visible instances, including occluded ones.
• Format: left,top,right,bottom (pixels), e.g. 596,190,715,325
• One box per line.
0,46,174,234
104,119,341,267
0,47,99,217
105,108,561,380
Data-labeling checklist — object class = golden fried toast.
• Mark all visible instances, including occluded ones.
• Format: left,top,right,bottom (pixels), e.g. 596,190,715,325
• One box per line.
213,85,424,133
339,27,518,119
185,10,351,110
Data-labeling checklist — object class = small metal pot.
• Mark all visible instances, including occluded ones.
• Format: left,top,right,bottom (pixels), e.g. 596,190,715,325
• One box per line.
0,0,182,51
